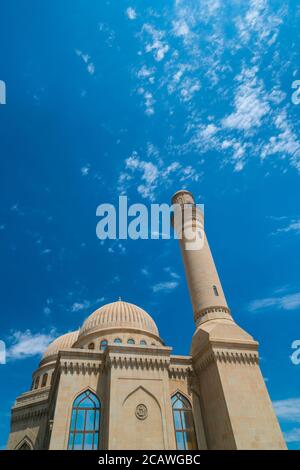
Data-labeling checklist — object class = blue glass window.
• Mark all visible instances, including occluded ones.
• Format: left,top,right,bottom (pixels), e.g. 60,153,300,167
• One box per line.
140,340,147,345
68,390,101,450
171,393,197,450
114,338,122,344
127,339,135,344
100,340,108,351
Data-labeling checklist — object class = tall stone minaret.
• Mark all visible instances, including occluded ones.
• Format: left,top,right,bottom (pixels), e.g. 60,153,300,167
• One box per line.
172,189,286,450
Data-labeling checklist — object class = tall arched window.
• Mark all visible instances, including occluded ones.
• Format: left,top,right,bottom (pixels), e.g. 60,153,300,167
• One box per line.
68,390,101,450
100,340,108,351
34,376,40,389
41,373,48,387
171,392,197,450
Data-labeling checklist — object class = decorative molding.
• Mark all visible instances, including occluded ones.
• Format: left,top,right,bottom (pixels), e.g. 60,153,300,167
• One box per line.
194,347,259,373
107,354,170,371
135,404,148,420
61,360,104,375
14,389,50,408
11,407,48,424
194,306,232,324
168,358,193,379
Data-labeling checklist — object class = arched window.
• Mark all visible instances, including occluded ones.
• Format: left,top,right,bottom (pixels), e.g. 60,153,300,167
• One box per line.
213,285,219,296
88,342,95,350
171,393,197,450
127,338,135,345
68,390,101,450
100,340,108,351
41,373,48,387
114,338,122,344
140,340,147,345
34,376,40,389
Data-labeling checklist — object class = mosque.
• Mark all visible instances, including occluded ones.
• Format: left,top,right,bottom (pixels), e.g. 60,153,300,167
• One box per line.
7,190,286,450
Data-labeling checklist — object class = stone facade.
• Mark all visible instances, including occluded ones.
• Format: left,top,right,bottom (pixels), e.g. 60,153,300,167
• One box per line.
7,190,286,450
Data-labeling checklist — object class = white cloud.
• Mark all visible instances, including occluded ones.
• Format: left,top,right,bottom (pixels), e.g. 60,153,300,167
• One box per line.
119,150,199,200
261,111,300,171
273,398,300,423
75,49,95,75
126,7,137,20
221,67,270,132
152,281,179,293
7,329,56,360
71,300,92,312
249,292,300,312
142,24,170,62
164,267,180,279
235,0,283,47
71,297,105,313
81,165,90,176
284,428,300,443
172,20,190,37
273,219,300,235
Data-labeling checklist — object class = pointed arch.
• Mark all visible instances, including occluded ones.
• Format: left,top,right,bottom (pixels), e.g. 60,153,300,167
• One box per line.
120,385,165,449
171,391,198,450
123,385,161,411
15,436,34,450
68,389,101,450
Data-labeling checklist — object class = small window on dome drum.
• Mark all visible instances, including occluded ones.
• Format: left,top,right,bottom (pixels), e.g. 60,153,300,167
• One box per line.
114,338,122,344
140,340,147,345
34,376,40,389
100,340,108,351
88,342,95,350
127,339,135,345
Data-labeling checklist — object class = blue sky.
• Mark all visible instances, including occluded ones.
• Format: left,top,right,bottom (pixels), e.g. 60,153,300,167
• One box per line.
0,0,300,449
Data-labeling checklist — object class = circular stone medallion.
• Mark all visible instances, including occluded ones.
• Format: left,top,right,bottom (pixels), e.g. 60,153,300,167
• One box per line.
135,403,148,420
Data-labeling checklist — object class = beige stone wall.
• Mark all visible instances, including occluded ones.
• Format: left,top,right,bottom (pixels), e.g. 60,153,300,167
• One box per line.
7,388,50,450
108,350,173,450
49,350,106,450
47,346,196,450
217,358,286,449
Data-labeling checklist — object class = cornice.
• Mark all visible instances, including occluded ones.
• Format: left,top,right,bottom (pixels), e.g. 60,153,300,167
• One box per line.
193,346,259,373
11,407,48,424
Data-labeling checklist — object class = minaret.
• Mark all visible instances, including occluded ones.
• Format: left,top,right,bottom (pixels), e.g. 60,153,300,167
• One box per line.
172,190,286,450
172,190,232,328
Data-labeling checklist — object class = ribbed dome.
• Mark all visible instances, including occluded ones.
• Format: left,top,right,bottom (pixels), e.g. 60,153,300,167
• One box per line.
42,331,79,361
79,300,159,339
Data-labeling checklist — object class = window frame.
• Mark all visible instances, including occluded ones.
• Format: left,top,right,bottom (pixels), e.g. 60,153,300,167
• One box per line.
68,390,101,450
100,340,108,351
171,392,198,450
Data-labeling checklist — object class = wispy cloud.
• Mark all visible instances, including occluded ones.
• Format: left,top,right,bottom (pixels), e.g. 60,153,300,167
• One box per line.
7,329,56,360
71,297,105,313
221,67,270,132
249,292,300,312
118,149,199,201
152,281,179,293
273,398,300,423
272,219,300,235
126,7,137,20
75,49,95,75
284,428,300,443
